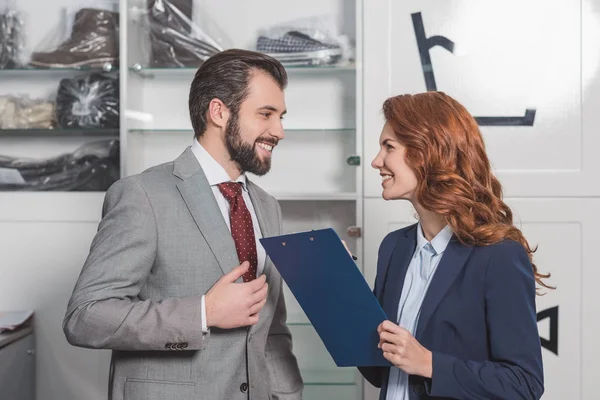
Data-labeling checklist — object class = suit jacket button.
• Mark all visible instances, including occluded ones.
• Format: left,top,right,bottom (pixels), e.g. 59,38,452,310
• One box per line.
240,383,248,393
414,384,425,395
164,343,171,350
181,342,188,349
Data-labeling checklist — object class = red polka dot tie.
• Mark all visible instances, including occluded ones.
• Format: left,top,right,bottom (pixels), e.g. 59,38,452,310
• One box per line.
217,182,257,282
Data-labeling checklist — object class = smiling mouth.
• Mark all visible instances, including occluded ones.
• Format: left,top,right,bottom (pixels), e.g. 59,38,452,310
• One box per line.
256,142,274,152
381,174,393,183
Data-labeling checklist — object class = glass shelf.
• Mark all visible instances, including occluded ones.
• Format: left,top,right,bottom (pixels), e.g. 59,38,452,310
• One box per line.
287,322,311,327
0,66,118,76
128,128,354,134
0,128,119,137
129,63,355,78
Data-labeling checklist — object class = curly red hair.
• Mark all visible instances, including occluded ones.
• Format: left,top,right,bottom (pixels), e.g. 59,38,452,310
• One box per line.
382,91,552,292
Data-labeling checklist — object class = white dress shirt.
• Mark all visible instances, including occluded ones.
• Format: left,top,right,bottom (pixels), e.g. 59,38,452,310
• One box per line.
386,223,454,400
191,139,267,333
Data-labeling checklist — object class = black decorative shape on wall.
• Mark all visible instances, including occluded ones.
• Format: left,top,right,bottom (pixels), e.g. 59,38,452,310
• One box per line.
537,306,559,355
475,110,536,126
411,12,455,92
411,12,536,126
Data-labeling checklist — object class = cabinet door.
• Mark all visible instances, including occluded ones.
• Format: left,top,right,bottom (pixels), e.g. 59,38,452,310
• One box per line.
363,0,600,198
363,198,600,400
0,333,35,400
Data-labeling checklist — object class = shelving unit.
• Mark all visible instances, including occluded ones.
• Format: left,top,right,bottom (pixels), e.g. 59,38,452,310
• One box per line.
1,0,365,398
122,0,363,398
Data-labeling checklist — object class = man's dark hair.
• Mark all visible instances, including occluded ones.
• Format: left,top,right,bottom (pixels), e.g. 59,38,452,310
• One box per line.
189,49,288,139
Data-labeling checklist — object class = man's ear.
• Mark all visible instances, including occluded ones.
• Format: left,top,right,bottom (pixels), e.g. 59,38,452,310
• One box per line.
207,98,230,129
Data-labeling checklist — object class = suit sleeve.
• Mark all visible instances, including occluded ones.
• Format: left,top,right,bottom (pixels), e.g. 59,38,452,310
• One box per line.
265,200,303,400
427,241,545,399
63,177,209,351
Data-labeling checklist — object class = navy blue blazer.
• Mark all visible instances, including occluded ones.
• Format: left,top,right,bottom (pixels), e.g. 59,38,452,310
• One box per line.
360,224,544,400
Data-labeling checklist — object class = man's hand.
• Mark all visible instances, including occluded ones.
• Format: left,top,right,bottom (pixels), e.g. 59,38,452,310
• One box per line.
205,261,269,329
378,320,433,378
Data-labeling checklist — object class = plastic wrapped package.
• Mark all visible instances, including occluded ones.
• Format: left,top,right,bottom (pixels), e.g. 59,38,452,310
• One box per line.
140,0,223,68
55,72,119,129
256,16,353,66
0,95,56,129
29,6,119,69
0,139,120,191
0,0,25,68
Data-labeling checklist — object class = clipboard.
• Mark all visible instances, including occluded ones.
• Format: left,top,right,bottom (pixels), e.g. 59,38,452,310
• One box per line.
260,228,391,367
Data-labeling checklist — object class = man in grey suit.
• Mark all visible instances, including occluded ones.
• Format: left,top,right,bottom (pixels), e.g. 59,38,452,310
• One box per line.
63,49,303,400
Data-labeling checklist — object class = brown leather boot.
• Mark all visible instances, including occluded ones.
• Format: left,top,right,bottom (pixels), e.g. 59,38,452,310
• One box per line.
30,8,119,69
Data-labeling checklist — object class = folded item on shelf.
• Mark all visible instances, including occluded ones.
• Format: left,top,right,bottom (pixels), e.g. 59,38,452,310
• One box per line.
256,16,352,66
29,7,119,69
0,310,33,332
55,72,119,129
0,95,56,129
0,0,25,69
0,139,120,191
142,0,223,68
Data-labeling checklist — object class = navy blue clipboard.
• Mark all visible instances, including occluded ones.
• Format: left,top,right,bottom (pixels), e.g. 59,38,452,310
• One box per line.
260,228,391,367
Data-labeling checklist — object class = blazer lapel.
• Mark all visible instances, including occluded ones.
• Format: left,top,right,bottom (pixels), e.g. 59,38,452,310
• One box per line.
415,239,473,339
381,226,417,323
246,180,276,278
174,147,240,276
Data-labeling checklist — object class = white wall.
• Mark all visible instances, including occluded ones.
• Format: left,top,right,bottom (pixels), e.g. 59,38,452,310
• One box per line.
361,0,600,399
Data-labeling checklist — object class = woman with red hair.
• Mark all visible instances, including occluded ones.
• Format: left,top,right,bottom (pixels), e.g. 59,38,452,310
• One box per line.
360,91,551,400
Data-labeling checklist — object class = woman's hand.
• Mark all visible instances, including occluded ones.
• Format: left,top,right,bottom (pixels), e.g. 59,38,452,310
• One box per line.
378,320,433,378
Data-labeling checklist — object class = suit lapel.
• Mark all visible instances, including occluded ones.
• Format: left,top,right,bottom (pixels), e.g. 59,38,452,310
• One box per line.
246,179,275,278
381,226,417,323
174,148,240,276
415,239,473,339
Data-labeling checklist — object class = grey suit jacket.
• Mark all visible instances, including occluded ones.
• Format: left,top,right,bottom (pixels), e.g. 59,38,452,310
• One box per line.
63,147,304,400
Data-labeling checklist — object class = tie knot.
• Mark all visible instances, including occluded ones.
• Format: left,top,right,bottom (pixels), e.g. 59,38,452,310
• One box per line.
423,242,436,256
218,182,243,201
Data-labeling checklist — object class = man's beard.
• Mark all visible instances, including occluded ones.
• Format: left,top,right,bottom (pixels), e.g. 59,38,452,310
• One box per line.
225,113,274,176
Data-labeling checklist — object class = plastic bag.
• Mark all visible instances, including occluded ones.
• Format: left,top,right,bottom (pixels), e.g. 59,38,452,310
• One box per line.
0,139,120,191
55,72,119,129
29,6,119,69
136,0,224,68
0,95,56,129
0,0,25,69
256,16,353,66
